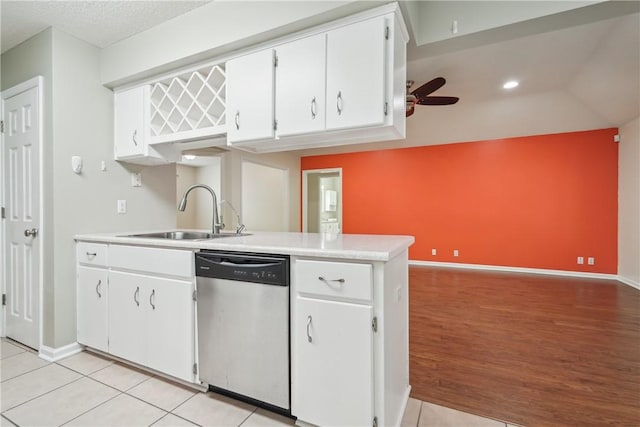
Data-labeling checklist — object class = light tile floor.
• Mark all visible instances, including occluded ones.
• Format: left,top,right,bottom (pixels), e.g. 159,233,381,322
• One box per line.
1,339,515,426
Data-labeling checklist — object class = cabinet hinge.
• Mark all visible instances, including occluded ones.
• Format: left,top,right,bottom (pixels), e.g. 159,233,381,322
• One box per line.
274,119,278,131
193,363,198,375
385,26,389,40
192,290,197,301
274,53,278,67
384,102,388,116
372,316,378,333
373,416,378,427
1,207,5,219
2,294,6,306
0,120,4,133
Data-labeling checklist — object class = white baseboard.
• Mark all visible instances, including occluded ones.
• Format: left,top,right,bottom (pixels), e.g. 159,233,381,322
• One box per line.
39,342,83,362
617,275,640,290
409,260,619,281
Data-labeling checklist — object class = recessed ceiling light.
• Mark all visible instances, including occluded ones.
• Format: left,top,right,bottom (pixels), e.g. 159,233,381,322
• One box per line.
182,155,196,161
503,80,519,89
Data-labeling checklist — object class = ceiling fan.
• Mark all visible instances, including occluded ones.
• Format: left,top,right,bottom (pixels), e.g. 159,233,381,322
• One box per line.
406,77,460,117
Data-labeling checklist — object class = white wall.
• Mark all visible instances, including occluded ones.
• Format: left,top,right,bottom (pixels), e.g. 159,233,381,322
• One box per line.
176,164,198,228
194,160,222,230
242,161,288,232
223,150,300,233
618,117,640,287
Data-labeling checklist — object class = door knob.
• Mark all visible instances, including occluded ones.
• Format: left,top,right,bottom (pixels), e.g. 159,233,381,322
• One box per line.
24,228,38,237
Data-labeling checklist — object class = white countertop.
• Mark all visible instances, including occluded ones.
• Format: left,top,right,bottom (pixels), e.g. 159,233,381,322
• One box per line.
75,230,414,262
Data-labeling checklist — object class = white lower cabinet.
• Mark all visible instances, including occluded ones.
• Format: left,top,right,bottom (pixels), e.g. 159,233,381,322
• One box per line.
76,243,196,384
293,297,373,426
77,266,108,352
108,271,195,382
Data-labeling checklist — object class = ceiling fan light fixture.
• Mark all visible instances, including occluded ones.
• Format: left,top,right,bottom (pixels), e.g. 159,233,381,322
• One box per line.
503,80,519,89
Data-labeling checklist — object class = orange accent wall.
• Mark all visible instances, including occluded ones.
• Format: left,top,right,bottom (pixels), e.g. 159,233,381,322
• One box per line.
301,128,619,273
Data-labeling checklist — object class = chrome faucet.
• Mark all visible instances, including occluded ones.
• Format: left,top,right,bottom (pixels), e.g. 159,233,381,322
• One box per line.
220,200,246,234
178,184,222,235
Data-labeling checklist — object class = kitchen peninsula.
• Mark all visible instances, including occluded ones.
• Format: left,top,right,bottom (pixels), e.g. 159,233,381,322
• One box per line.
75,231,414,427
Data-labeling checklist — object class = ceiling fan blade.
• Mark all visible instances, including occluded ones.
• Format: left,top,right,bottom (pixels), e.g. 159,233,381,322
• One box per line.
417,96,460,106
411,77,446,99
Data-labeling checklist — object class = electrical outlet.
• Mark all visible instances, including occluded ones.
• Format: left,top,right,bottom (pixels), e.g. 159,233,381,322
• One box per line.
577,256,584,265
117,200,127,214
453,249,459,257
588,257,595,265
432,249,437,256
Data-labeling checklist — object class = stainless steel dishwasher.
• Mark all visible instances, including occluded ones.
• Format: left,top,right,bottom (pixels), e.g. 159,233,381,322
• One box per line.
195,251,290,412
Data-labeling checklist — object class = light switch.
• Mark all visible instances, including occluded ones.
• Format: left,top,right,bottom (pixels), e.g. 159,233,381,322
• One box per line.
117,200,127,214
131,173,142,187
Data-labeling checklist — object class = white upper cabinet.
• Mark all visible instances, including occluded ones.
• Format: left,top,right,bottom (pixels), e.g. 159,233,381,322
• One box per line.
226,49,276,143
275,34,326,137
114,86,157,163
325,16,386,131
228,3,408,153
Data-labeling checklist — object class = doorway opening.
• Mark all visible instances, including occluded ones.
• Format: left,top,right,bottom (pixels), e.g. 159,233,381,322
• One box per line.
302,168,342,233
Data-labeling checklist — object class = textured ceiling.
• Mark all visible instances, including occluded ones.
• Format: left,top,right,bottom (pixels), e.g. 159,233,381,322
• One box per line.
0,0,210,54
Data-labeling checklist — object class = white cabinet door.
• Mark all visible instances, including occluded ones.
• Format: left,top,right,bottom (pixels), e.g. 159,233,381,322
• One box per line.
146,276,194,382
275,34,326,137
326,16,386,131
226,49,275,143
114,86,148,159
107,270,195,381
293,297,373,426
77,266,108,352
108,271,147,365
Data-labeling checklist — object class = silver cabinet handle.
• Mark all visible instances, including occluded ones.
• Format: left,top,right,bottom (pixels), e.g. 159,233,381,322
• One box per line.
24,228,38,237
311,97,317,119
336,91,343,115
150,289,156,310
306,315,313,343
132,129,138,146
234,111,240,130
134,286,140,307
96,280,102,298
318,276,345,284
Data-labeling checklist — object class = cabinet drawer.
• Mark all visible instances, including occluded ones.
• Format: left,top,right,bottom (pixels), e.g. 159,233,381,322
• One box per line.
295,259,372,302
109,245,193,278
77,243,108,267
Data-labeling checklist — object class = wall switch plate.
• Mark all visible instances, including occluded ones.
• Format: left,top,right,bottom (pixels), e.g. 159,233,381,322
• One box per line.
588,257,595,265
101,161,107,171
432,249,437,256
453,249,459,257
577,256,584,265
117,200,127,214
131,173,142,187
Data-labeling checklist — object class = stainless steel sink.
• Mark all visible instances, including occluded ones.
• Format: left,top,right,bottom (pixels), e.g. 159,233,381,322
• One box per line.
124,231,250,240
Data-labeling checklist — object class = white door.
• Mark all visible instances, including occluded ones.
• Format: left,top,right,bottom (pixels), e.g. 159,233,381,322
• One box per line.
326,16,386,131
226,49,275,143
275,34,326,137
146,276,194,382
108,271,146,364
293,297,373,426
114,86,148,159
77,266,108,352
2,83,41,349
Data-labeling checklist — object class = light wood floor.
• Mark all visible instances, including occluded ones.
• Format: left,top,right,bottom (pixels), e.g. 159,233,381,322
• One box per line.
408,266,640,427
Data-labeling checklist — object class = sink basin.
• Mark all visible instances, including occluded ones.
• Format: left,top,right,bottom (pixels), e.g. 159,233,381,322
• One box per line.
124,231,250,240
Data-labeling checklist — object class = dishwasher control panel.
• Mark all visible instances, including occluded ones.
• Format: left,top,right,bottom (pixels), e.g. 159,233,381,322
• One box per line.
195,251,289,286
